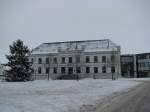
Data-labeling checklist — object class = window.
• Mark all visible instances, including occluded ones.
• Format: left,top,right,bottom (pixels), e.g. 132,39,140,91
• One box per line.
53,57,57,64
102,66,106,73
86,67,90,73
69,57,72,63
61,67,66,74
86,56,90,63
31,58,34,64
53,67,57,74
111,56,115,62
46,67,49,74
94,67,98,73
76,56,80,63
94,56,98,63
68,67,73,74
62,57,65,63
32,68,34,73
102,56,106,63
46,57,49,64
38,58,42,64
111,66,115,73
76,67,81,73
38,67,41,74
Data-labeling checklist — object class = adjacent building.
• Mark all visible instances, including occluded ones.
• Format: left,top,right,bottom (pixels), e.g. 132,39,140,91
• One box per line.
29,39,121,80
136,53,150,77
121,53,150,78
121,55,137,78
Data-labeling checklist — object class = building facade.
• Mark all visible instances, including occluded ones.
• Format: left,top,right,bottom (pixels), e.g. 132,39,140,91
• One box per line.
29,39,121,80
121,55,137,78
136,53,150,77
121,53,150,78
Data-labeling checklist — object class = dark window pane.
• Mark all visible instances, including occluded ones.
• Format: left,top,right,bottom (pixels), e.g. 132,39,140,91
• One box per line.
76,56,80,63
94,67,98,73
86,67,90,73
46,67,49,74
62,57,65,63
31,58,34,64
102,56,106,63
76,67,81,73
111,56,115,62
61,67,66,74
38,67,41,74
46,58,49,64
53,57,57,64
68,67,73,74
69,57,72,63
94,56,98,63
111,66,115,73
38,58,42,64
86,56,90,63
102,66,106,73
53,67,57,74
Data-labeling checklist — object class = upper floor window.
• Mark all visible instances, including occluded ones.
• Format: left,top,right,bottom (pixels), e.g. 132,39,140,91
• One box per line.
53,57,57,64
38,67,41,74
102,66,106,73
138,55,147,60
102,56,106,63
62,57,65,63
86,67,90,73
94,67,98,73
94,56,98,63
86,56,90,63
76,56,80,63
38,58,42,64
69,57,72,63
111,55,115,62
46,57,49,64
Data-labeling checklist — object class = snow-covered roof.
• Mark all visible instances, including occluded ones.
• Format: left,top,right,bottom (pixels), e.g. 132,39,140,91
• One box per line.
31,39,120,54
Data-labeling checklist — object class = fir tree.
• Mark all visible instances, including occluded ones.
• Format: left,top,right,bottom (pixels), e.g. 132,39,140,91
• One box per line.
4,39,32,81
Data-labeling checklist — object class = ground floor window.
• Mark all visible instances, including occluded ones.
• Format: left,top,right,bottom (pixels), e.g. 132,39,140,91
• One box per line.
111,66,115,73
38,67,41,74
53,67,57,74
94,67,98,73
102,66,106,73
61,67,66,74
46,67,49,74
68,67,73,74
86,67,90,73
76,67,81,73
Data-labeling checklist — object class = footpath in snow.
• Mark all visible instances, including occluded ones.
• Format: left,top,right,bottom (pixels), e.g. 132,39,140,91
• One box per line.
0,78,145,112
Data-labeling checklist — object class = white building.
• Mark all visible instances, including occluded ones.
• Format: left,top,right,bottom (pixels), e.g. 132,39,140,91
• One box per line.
29,39,121,80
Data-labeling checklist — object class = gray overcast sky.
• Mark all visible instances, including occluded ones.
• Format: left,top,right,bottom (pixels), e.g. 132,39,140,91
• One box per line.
0,0,150,63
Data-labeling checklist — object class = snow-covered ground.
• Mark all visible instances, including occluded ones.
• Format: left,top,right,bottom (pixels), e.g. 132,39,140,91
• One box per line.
0,78,147,112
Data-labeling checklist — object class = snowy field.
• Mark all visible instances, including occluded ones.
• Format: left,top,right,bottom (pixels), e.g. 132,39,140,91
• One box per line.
0,78,146,112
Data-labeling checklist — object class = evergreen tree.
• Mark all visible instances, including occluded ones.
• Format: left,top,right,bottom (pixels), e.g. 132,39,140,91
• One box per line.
4,39,32,81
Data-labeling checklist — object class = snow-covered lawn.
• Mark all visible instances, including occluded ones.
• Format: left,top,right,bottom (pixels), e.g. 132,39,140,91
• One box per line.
0,78,144,112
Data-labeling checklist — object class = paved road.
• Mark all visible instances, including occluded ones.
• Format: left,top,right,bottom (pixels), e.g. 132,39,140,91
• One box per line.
95,81,150,112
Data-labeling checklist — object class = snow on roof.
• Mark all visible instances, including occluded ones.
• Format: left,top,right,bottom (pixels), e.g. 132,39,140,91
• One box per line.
31,39,120,54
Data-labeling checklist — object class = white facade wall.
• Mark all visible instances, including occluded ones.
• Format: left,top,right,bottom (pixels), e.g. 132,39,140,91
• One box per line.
29,39,121,80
